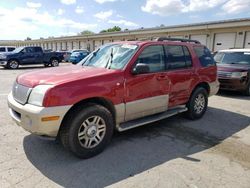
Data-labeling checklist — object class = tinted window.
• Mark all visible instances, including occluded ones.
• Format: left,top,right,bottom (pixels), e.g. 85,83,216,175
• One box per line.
214,52,250,65
194,46,215,67
0,47,5,52
34,47,42,52
24,47,35,53
7,47,15,52
165,45,191,69
136,45,165,73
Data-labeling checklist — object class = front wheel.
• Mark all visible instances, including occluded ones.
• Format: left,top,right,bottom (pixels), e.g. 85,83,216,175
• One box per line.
60,104,114,159
7,60,19,69
186,87,208,120
50,58,59,67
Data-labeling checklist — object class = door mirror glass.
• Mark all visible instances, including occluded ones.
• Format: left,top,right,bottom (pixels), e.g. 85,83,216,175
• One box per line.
132,63,150,75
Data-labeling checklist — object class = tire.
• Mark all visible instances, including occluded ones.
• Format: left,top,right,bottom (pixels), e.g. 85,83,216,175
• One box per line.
244,83,250,96
50,58,59,67
7,60,19,69
44,63,50,67
60,104,114,159
186,87,208,120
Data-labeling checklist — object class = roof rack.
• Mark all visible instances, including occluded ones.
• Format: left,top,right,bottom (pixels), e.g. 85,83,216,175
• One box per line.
155,37,201,44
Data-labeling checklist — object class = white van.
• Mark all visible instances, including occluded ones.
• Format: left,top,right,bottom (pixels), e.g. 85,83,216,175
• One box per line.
0,46,16,53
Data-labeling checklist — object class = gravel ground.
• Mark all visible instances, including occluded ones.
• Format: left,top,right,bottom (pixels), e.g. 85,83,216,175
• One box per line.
0,64,250,188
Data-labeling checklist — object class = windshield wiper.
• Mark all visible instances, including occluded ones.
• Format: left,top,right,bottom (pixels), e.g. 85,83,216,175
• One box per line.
83,48,100,66
105,48,113,69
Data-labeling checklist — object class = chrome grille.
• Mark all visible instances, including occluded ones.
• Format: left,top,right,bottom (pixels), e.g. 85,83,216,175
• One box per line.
218,71,232,78
12,82,32,105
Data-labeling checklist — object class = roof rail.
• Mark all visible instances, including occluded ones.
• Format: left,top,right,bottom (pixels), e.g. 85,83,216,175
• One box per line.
155,37,201,44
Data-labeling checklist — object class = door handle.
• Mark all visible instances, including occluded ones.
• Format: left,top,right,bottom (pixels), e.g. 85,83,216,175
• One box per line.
157,75,168,80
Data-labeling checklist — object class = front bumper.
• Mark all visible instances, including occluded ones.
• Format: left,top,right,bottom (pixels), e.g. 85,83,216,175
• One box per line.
209,80,220,96
218,77,249,91
8,93,72,137
0,60,7,66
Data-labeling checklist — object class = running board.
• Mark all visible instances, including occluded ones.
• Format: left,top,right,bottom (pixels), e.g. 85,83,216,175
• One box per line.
117,106,188,132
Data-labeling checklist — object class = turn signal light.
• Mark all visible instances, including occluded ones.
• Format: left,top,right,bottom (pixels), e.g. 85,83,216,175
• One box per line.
41,116,60,122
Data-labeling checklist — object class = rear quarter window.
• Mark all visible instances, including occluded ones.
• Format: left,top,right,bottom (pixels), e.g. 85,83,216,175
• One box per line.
194,46,215,67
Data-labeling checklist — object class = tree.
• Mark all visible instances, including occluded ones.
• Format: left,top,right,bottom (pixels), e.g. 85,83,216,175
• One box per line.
78,30,95,35
25,37,32,40
99,26,122,33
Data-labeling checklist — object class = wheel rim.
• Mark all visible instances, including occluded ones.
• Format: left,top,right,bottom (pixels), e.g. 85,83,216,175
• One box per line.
10,61,18,69
78,116,106,149
52,60,59,66
194,93,205,114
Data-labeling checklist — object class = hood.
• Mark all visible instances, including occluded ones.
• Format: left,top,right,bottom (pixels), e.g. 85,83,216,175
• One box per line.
17,65,119,88
217,63,250,72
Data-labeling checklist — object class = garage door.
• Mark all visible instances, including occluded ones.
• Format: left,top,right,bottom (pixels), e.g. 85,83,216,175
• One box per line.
191,35,207,45
52,43,56,51
73,41,78,49
244,31,250,48
57,42,61,51
94,40,102,50
62,42,66,50
171,35,184,39
214,33,236,51
80,41,86,49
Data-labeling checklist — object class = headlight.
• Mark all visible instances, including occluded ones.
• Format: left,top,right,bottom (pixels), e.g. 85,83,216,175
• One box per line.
231,72,248,78
28,85,53,106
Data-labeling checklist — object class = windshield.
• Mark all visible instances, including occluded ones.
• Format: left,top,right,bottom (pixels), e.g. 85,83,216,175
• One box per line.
12,47,24,53
214,52,250,65
78,43,138,70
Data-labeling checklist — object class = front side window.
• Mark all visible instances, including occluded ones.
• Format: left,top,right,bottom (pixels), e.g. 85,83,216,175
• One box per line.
194,46,215,67
165,45,191,69
214,52,250,65
135,45,165,73
81,44,138,70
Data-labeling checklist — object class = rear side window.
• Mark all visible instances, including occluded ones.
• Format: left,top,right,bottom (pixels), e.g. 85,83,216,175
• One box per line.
165,45,192,69
34,47,42,52
7,47,15,52
194,46,215,67
0,47,5,52
136,45,165,73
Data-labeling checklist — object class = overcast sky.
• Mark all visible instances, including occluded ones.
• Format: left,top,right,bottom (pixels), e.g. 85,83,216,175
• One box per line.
0,0,249,40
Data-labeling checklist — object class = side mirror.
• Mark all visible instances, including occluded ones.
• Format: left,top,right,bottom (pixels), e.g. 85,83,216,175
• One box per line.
132,63,150,75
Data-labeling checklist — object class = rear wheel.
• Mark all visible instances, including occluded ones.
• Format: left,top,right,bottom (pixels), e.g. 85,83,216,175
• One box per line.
60,104,114,159
186,87,208,120
7,60,19,69
50,58,59,67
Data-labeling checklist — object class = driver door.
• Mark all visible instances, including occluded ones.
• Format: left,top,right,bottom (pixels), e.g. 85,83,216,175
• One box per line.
124,45,170,121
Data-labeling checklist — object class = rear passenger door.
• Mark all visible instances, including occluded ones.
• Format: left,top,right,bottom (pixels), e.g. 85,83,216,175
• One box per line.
164,45,195,107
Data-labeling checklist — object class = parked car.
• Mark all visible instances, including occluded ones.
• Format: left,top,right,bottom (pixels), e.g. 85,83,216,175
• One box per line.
70,50,89,64
63,51,71,62
214,49,250,95
0,46,15,53
8,38,219,158
0,46,63,69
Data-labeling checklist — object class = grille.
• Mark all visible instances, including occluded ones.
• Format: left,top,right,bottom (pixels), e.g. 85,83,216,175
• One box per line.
12,82,32,105
218,71,232,78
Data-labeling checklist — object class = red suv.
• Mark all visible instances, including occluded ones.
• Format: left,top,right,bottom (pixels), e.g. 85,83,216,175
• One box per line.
8,38,219,158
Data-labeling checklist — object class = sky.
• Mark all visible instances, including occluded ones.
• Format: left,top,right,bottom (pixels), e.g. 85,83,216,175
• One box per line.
0,0,250,40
